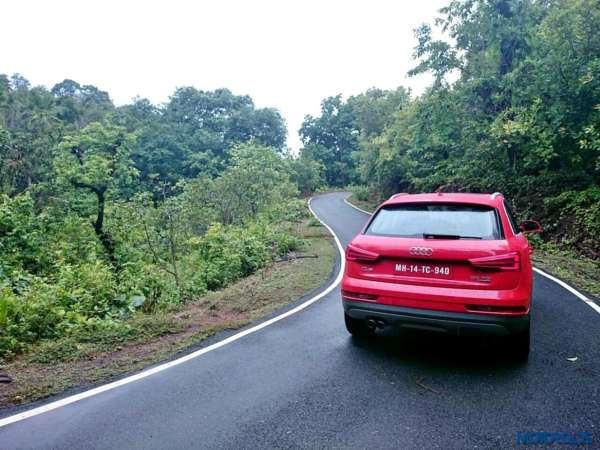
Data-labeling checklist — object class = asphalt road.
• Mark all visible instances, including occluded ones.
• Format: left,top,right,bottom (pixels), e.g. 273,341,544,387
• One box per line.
1,192,599,449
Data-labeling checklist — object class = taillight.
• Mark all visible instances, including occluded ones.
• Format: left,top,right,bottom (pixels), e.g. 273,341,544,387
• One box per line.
469,252,520,271
346,244,379,262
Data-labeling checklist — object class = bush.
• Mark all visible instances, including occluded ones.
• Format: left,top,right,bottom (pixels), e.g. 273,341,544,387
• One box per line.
187,220,301,292
263,198,309,223
0,259,128,358
0,193,53,275
348,185,370,202
544,186,600,258
0,154,306,358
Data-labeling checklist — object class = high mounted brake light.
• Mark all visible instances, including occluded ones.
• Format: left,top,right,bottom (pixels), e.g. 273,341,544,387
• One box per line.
346,244,379,262
469,252,520,271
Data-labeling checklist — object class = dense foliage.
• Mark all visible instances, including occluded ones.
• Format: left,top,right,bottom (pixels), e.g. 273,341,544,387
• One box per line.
299,0,600,258
0,77,314,358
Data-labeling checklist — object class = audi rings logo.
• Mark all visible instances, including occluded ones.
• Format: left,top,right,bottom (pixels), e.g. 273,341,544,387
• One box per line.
409,246,433,256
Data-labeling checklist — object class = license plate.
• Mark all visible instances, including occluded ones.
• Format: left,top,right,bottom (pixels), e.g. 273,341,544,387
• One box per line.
395,263,451,277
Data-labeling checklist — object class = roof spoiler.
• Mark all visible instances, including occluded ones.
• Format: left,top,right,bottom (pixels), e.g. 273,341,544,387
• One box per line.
490,192,503,200
389,192,409,200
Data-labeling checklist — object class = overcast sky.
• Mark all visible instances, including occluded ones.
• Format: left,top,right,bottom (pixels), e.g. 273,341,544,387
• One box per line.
2,0,448,151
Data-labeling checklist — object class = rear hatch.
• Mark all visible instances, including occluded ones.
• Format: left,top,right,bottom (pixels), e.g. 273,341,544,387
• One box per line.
346,203,520,290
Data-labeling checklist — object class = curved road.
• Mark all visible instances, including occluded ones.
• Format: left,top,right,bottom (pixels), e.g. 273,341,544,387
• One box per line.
1,192,599,449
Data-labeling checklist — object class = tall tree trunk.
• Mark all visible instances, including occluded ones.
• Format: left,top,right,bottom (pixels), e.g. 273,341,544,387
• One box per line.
94,187,106,237
167,216,181,293
72,181,116,267
93,187,117,268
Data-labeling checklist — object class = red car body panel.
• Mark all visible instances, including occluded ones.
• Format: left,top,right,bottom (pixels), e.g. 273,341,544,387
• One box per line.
342,193,534,319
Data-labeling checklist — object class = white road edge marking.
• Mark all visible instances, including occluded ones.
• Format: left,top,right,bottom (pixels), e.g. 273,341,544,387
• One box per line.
343,197,373,215
533,267,600,315
343,195,600,316
0,196,345,429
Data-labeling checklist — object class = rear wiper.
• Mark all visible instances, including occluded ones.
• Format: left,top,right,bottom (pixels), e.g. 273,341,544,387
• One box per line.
423,233,482,240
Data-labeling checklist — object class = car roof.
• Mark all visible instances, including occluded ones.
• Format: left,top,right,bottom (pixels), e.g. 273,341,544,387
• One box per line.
381,192,503,208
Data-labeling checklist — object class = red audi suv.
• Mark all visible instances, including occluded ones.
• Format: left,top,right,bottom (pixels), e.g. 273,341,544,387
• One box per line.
342,192,541,359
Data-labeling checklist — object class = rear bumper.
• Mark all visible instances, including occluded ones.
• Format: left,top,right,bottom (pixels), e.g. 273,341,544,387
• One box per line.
343,300,530,336
341,275,531,314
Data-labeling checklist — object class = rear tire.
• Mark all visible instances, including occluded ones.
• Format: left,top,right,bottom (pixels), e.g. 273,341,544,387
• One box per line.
344,313,375,338
507,320,530,361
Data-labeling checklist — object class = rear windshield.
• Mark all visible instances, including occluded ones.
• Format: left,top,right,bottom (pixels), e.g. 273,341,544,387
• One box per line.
365,203,503,240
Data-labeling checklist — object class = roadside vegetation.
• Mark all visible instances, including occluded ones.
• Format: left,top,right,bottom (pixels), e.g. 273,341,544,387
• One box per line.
298,0,599,294
0,79,326,363
345,188,380,213
0,218,335,407
531,247,600,300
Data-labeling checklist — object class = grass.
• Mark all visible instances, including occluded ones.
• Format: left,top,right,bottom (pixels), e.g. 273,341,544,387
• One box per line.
346,191,600,302
346,193,378,213
0,218,336,409
532,249,600,300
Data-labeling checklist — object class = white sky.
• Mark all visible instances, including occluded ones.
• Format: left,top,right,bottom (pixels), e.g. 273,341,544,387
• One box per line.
1,0,448,151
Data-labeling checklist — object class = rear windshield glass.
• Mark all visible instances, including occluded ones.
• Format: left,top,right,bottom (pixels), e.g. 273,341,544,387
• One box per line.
365,203,503,240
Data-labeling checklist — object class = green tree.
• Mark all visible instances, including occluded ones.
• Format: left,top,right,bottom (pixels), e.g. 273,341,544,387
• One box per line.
287,153,324,196
54,123,138,263
299,95,358,186
198,141,297,224
300,89,410,188
0,80,63,193
51,79,114,127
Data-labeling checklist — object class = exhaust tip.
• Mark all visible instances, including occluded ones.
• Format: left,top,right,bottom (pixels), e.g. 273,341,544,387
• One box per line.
375,319,386,329
366,319,377,330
